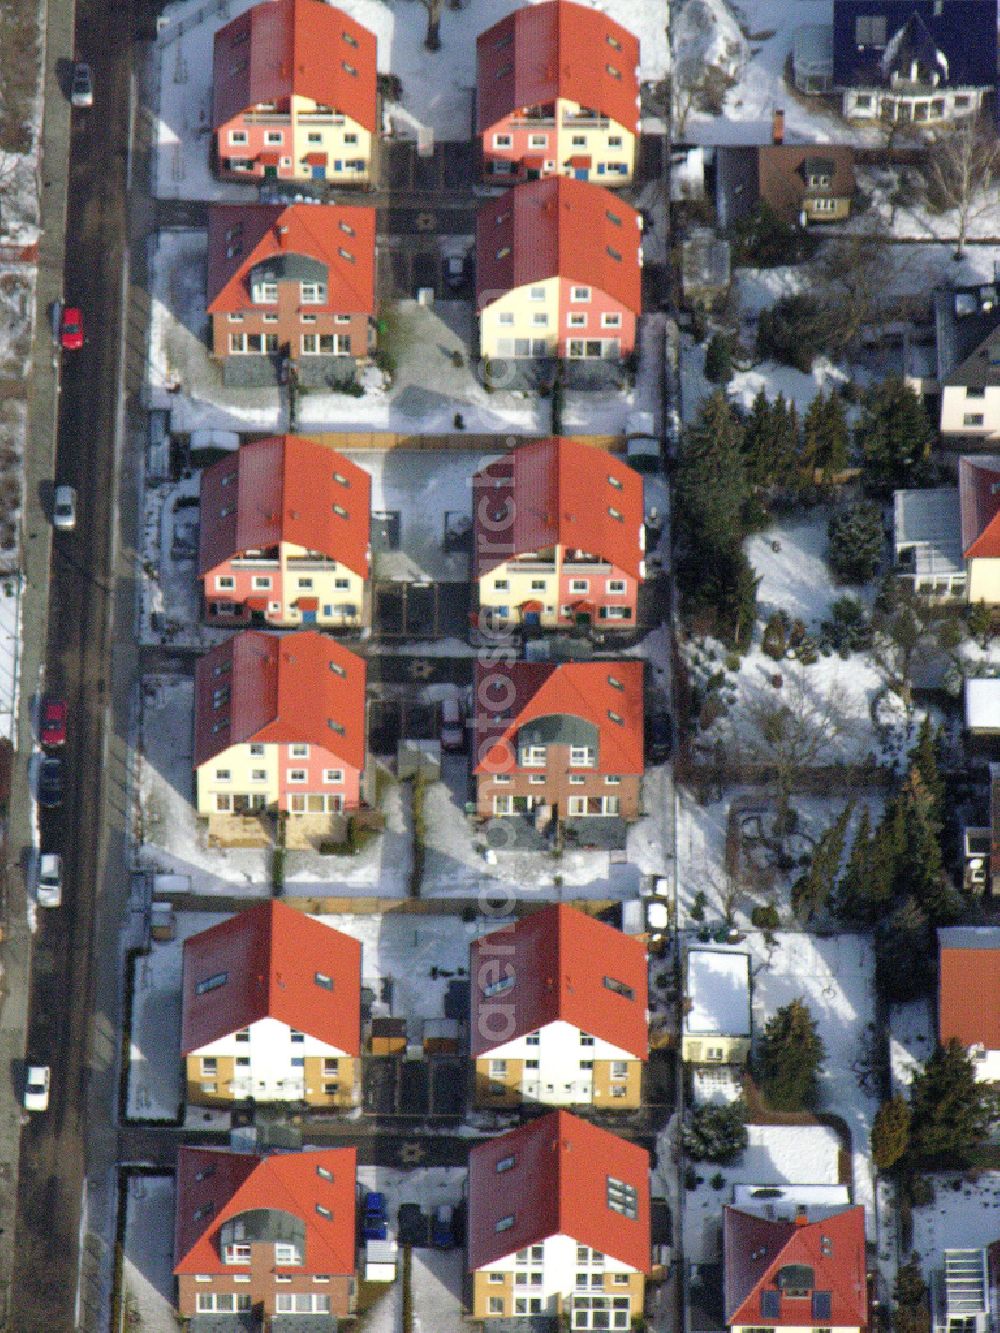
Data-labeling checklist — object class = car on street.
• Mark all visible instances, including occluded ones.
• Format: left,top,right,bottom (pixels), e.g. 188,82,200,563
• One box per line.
362,1191,388,1241
432,1204,455,1248
52,484,77,532
646,711,673,764
60,305,84,351
39,696,67,747
70,62,93,108
38,756,64,808
37,853,62,908
23,1065,50,1112
440,697,465,752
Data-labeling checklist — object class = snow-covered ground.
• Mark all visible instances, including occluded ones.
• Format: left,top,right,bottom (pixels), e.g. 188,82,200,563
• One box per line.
151,0,669,198
121,1174,179,1333
0,573,24,743
888,997,936,1097
141,474,228,649
853,165,1000,244
911,1173,1000,1285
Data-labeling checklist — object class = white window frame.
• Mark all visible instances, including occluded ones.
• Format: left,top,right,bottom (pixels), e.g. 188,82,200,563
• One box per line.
571,286,591,303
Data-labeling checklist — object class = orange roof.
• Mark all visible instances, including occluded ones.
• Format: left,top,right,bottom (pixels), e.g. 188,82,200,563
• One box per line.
470,903,648,1058
476,177,642,315
212,0,377,132
472,437,644,580
194,629,366,769
959,455,1000,558
174,1146,356,1276
723,1205,868,1328
467,1110,650,1273
198,435,371,579
473,659,644,776
938,927,1000,1049
476,1,640,138
207,203,375,316
180,900,361,1055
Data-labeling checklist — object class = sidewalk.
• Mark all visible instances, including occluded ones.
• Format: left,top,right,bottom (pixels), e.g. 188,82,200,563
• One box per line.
0,0,74,1319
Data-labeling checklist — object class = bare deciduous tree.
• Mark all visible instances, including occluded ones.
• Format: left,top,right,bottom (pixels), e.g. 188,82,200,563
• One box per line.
870,575,951,706
418,0,443,51
925,117,1000,257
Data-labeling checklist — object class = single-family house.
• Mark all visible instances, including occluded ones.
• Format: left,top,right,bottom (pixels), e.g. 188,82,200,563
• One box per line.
476,0,639,186
939,926,1000,1080
682,949,752,1103
715,143,856,230
174,1145,356,1319
931,1249,991,1333
832,0,996,124
198,434,371,628
476,177,642,362
470,903,648,1108
723,1203,868,1333
473,658,644,823
960,455,1000,603
212,0,376,184
206,203,375,381
193,629,366,821
181,900,361,1108
935,282,1000,440
472,437,644,631
467,1108,650,1322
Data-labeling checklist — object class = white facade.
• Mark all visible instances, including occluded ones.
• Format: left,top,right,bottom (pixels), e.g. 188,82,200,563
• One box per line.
484,1018,636,1103
842,86,983,123
967,1043,1000,1083
942,384,1000,440
190,1015,350,1100
481,1234,637,1320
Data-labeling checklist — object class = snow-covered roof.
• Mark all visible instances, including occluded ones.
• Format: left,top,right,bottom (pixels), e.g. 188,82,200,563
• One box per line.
964,678,1000,732
892,487,963,577
684,948,751,1037
732,1183,852,1217
793,24,834,75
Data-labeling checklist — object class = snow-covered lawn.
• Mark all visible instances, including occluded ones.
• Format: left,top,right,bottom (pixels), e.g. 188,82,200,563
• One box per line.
141,474,229,649
911,1173,1000,1284
0,267,35,378
853,166,1000,244
889,997,936,1096
151,0,669,199
121,1174,179,1333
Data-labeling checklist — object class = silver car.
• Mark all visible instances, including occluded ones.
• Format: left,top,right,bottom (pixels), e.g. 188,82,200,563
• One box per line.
37,853,62,908
53,484,76,531
70,63,93,108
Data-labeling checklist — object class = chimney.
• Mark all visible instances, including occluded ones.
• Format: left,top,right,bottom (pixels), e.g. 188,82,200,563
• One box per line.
794,1204,808,1226
772,107,785,145
275,224,289,246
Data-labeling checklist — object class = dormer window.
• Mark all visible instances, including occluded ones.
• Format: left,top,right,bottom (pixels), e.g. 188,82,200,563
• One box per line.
252,281,278,304
606,1176,637,1218
301,281,327,304
483,971,514,998
196,971,228,996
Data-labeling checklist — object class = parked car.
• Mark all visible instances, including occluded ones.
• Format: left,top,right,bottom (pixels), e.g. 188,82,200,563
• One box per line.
52,484,77,532
37,853,62,908
39,696,67,747
23,1065,50,1112
38,756,64,808
362,1191,388,1241
70,62,93,108
645,711,672,764
60,305,84,351
432,1204,455,1248
440,697,465,752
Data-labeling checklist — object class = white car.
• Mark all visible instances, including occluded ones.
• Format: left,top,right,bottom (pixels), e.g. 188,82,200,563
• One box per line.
52,485,76,532
37,853,62,908
70,63,93,109
23,1065,50,1112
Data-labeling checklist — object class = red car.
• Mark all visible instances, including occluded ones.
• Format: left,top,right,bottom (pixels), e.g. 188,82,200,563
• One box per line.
60,306,83,351
40,696,67,747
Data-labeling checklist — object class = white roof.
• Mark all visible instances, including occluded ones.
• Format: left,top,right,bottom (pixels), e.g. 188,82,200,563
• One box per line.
684,948,751,1037
965,677,1000,731
893,487,963,577
732,1183,851,1217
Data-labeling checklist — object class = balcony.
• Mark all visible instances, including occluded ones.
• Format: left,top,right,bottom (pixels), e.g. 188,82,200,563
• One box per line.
509,117,556,129
242,111,291,125
297,112,346,126
562,115,610,129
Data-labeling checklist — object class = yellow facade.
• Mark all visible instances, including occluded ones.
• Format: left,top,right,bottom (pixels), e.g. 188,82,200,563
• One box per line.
592,1058,642,1107
279,540,367,625
288,94,372,183
474,1057,524,1107
555,97,636,184
802,195,851,221
968,557,1000,606
681,1033,751,1065
480,278,560,360
303,1055,358,1109
473,1271,516,1319
473,1268,645,1320
185,1054,237,1106
478,556,619,626
196,741,279,817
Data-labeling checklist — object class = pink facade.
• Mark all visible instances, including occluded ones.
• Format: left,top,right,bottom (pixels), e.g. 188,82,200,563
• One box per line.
555,277,637,357
556,565,637,624
481,114,557,180
203,559,280,618
215,116,288,180
273,741,361,811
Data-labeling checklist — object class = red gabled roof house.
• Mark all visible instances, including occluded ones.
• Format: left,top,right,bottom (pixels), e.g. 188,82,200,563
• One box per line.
938,926,1000,1081
476,176,642,362
476,0,640,185
723,1204,868,1333
193,629,367,825
198,435,371,629
175,1146,357,1319
959,455,1000,605
472,436,645,630
470,903,648,1108
473,658,644,822
181,900,362,1108
206,202,375,377
212,0,377,184
467,1109,650,1321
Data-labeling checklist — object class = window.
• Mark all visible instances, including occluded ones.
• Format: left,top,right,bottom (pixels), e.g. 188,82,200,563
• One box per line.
964,414,985,427
528,135,548,148
530,579,547,591
252,575,272,590
569,775,585,785
529,285,546,301
581,1032,595,1046
570,579,589,593
201,1057,218,1076
606,63,621,79
608,135,623,147
484,973,514,998
225,1242,251,1264
966,386,986,399
489,1297,505,1314
197,1294,253,1313
323,768,344,784
494,133,513,148
489,1272,505,1283
496,246,511,260
496,1154,516,1173
229,130,248,145
276,1294,332,1313
253,281,279,303
287,769,307,783
573,1295,631,1330
196,973,228,996
344,132,358,144
570,746,594,767
604,976,635,1001
526,1059,539,1069
215,769,231,781
601,312,622,329
275,1242,301,1264
301,281,327,304
529,774,546,785
494,578,510,591
522,744,547,766
315,971,334,990
606,580,626,594
571,286,591,302
532,312,549,327
290,743,309,758
607,1176,638,1219
249,743,264,756
498,312,514,326
606,245,622,262
606,774,621,785
496,1215,515,1232
854,14,887,44
611,1060,628,1078
569,312,587,328
608,506,623,521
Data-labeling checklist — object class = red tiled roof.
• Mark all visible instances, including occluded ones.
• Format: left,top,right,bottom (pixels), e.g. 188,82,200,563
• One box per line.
180,900,361,1055
476,0,640,137
723,1205,868,1328
959,455,1000,558
470,903,648,1058
476,177,642,315
472,437,644,580
467,1110,650,1273
938,928,1000,1049
473,659,644,776
198,435,371,579
175,1146,356,1276
207,203,375,316
193,629,366,769
212,0,376,132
